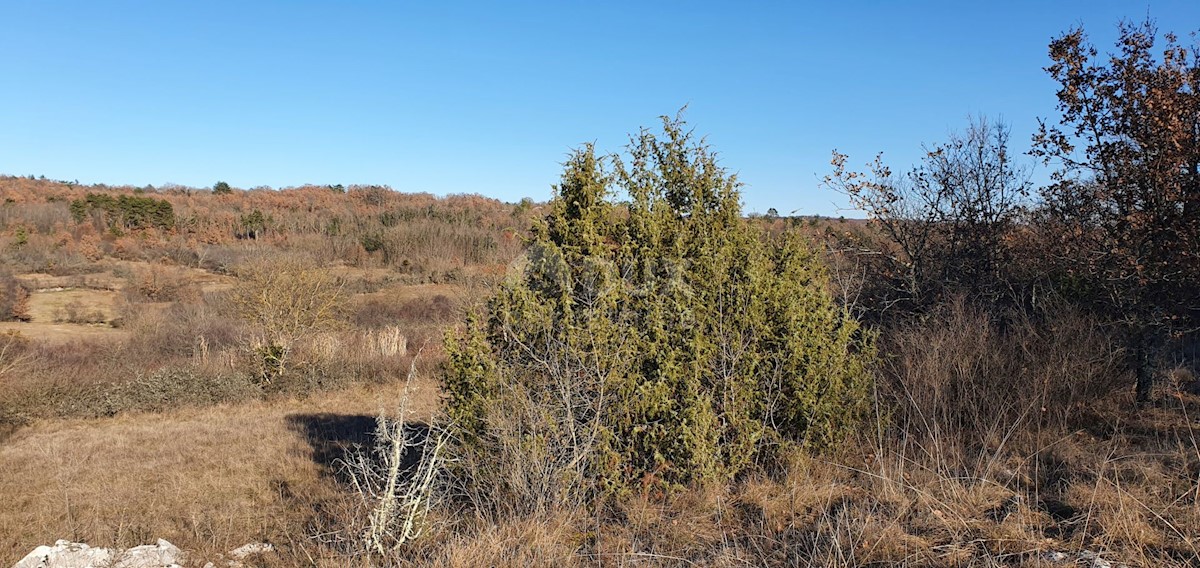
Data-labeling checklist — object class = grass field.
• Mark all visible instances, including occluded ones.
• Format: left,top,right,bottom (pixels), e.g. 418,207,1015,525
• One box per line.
0,369,442,566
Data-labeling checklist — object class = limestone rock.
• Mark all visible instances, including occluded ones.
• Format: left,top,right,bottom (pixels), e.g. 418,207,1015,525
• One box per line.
1040,549,1129,568
12,539,183,568
200,542,274,568
227,542,273,560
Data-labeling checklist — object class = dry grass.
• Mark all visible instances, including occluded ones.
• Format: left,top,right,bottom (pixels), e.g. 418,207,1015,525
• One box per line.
14,271,125,292
374,392,1199,567
0,374,442,567
0,322,127,342
27,288,117,324
357,296,1198,567
3,284,1196,567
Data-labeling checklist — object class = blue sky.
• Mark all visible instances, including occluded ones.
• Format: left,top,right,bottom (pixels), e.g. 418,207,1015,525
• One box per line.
2,1,1197,216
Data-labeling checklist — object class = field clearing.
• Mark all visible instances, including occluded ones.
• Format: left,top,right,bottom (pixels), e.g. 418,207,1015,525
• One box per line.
357,282,463,304
15,272,123,291
24,288,118,324
0,322,127,342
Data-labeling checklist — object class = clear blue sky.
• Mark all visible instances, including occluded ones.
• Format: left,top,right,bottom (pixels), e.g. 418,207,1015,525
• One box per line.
2,1,1197,216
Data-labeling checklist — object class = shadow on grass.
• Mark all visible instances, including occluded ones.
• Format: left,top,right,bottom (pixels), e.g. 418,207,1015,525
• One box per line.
285,413,430,483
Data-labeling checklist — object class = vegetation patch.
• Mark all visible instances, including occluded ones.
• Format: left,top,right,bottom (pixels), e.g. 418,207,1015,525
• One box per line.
443,116,876,511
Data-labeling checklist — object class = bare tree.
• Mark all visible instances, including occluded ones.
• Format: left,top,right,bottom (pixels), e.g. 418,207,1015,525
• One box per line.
825,116,1031,314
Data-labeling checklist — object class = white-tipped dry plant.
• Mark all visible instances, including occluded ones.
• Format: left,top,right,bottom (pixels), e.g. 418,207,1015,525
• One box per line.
342,350,450,557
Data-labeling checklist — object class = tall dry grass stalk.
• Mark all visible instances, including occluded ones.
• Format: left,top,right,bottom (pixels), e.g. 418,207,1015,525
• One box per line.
0,331,30,378
369,326,408,359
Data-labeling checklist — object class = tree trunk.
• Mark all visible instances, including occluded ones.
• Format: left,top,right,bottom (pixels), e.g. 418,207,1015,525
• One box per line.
1134,341,1153,406
1133,326,1160,407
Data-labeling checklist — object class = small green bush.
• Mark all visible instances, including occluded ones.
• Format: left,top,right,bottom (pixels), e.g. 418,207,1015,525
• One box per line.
444,116,875,509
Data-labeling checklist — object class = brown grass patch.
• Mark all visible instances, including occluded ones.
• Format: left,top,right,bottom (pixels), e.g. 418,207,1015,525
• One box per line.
0,375,442,566
0,322,127,342
15,271,124,292
26,288,117,324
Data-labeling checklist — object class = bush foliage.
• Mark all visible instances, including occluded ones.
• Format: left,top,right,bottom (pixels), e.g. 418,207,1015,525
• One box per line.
444,116,875,506
70,193,175,232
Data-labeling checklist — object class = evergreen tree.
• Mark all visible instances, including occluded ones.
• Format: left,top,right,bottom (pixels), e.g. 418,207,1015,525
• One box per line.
444,116,875,510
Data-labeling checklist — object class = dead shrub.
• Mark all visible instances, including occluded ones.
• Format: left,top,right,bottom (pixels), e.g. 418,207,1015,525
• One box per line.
339,356,450,560
6,366,260,421
121,265,201,303
280,328,414,396
353,295,455,329
122,298,242,360
54,299,107,324
0,331,30,378
89,367,260,416
232,253,346,385
0,270,31,322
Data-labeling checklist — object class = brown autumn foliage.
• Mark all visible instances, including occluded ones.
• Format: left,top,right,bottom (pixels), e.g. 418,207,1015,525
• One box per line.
0,177,534,281
0,179,528,432
1029,19,1200,402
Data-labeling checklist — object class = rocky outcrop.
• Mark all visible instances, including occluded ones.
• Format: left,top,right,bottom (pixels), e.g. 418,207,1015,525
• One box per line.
12,539,183,568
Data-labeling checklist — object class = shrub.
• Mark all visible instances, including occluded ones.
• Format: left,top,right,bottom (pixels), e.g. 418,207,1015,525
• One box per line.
360,232,385,254
122,265,202,303
0,330,30,378
121,296,242,360
0,271,31,322
55,299,106,324
824,117,1030,317
353,295,455,329
444,116,876,510
232,254,346,384
91,367,260,416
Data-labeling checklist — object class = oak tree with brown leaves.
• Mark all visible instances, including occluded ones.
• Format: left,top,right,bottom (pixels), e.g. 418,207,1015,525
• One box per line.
1031,19,1200,403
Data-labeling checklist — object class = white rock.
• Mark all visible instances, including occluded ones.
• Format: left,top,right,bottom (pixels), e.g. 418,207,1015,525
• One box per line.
12,541,111,568
227,542,273,560
1041,551,1070,562
11,539,184,568
1040,550,1128,568
112,539,183,568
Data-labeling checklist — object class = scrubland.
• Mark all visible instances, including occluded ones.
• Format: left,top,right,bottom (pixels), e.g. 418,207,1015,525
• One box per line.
0,169,1196,567
0,177,523,564
2,20,1199,567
